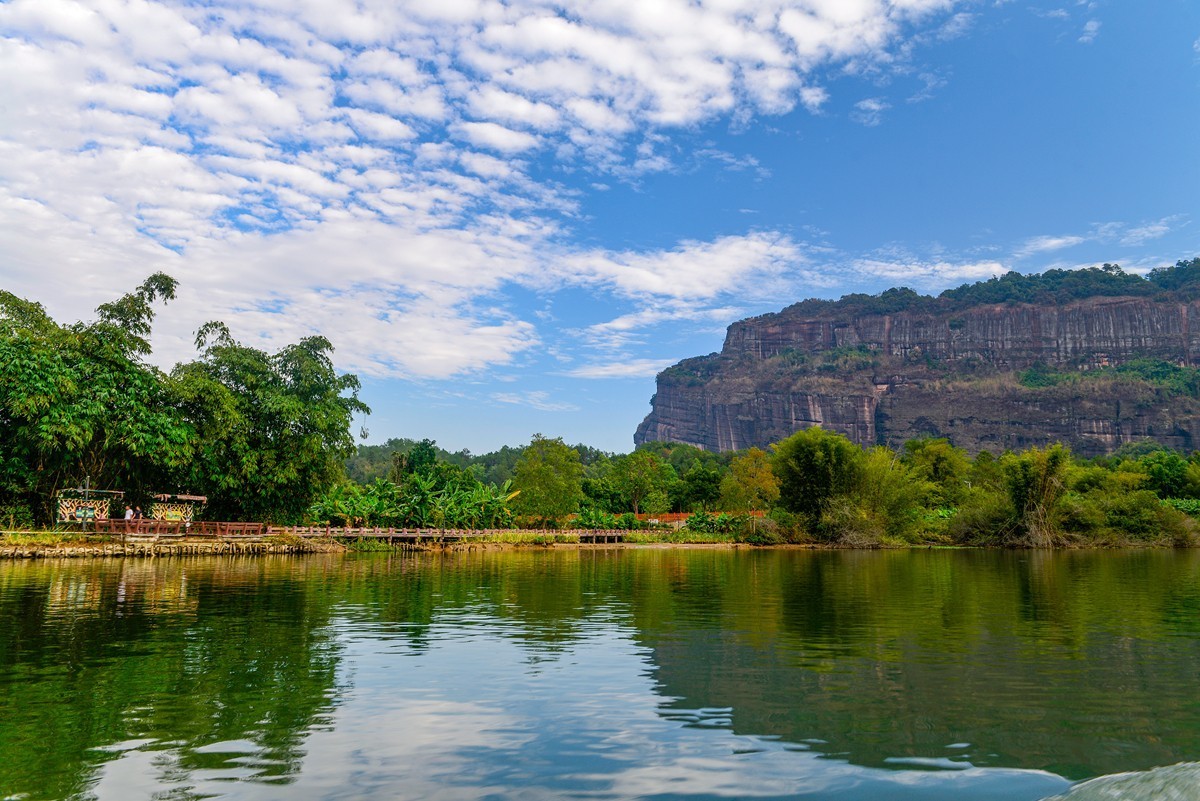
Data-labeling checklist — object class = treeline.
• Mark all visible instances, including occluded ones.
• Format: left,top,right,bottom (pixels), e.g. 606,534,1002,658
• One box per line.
0,275,367,527
323,430,1200,546
780,257,1200,319
9,271,1200,546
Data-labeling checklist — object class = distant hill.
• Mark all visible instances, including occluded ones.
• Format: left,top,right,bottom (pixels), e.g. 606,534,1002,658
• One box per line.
636,259,1200,456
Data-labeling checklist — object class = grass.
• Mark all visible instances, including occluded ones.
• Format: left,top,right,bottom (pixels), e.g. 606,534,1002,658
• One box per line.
623,530,740,544
1,530,104,547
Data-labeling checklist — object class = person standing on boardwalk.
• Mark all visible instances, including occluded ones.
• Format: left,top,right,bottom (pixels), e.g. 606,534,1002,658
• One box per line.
124,505,134,521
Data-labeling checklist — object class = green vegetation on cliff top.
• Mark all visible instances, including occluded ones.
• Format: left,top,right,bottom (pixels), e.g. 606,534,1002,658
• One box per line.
776,257,1200,319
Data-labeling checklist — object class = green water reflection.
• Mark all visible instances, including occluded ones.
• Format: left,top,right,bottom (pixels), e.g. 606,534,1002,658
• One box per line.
1,549,1198,800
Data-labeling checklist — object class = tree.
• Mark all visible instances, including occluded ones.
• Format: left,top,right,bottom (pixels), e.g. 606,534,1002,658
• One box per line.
1001,444,1070,547
1138,450,1189,498
771,426,864,522
388,438,439,483
902,438,971,506
0,275,190,523
821,447,931,544
718,447,780,511
172,322,368,523
511,434,584,525
682,459,722,511
611,451,677,515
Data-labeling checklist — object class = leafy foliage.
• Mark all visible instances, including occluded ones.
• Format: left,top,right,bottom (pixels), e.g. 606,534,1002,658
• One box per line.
0,277,367,525
173,322,368,523
511,434,584,526
308,474,517,530
771,426,864,522
610,451,677,515
1001,445,1071,547
718,447,780,511
779,258,1200,319
0,276,192,522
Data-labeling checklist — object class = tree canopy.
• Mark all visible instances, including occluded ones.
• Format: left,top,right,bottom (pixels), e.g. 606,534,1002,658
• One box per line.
511,434,584,525
0,277,367,525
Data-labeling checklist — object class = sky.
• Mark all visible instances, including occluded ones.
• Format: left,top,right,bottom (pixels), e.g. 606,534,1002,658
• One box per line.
2,0,1198,454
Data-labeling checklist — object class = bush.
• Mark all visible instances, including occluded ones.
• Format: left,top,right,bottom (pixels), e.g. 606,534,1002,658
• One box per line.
683,511,751,534
771,427,864,522
1063,490,1197,545
767,507,809,542
947,490,1016,545
0,502,35,531
1164,498,1200,517
1002,444,1071,546
738,520,784,546
820,497,886,547
617,512,641,530
575,507,618,529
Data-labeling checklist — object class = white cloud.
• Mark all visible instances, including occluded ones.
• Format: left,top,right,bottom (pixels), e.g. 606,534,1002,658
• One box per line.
491,391,579,412
0,0,971,380
852,97,891,126
567,359,678,379
853,258,1006,284
344,109,417,143
559,233,803,302
454,121,541,153
581,306,743,351
1016,235,1086,257
1120,216,1181,247
1079,19,1101,44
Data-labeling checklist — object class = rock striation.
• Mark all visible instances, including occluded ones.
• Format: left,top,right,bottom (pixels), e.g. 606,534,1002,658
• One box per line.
635,295,1200,456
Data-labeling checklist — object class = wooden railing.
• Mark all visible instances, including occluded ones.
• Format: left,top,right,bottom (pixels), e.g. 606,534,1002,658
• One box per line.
91,520,266,537
269,526,625,542
81,521,625,543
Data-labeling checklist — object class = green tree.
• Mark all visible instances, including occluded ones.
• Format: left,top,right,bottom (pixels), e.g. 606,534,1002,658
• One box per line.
0,275,190,523
1138,450,1189,497
511,434,583,525
902,438,971,506
611,451,677,515
770,426,864,522
682,459,722,511
388,438,439,482
822,447,931,545
718,448,780,511
173,322,368,523
1001,444,1071,547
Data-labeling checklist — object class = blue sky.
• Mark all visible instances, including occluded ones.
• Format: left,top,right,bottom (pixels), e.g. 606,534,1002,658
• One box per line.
2,0,1198,454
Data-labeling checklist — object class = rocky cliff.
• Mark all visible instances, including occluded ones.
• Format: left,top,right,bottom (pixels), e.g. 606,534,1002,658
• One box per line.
635,268,1200,456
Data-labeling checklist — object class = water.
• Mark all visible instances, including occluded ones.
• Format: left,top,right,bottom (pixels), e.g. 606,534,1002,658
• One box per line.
2,548,1200,800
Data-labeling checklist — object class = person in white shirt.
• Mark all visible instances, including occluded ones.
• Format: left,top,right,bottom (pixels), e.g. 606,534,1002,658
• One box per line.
124,506,134,520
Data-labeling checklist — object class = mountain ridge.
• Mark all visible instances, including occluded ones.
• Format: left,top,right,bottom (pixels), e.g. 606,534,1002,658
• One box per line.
635,259,1200,456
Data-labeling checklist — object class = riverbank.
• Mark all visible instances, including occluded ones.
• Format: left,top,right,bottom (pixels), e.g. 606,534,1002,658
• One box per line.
0,529,741,558
1,529,1190,558
0,535,346,559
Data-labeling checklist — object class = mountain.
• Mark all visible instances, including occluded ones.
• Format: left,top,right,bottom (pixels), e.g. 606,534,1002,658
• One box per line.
635,259,1200,456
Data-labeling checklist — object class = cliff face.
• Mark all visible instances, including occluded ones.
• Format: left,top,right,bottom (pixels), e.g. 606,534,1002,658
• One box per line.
635,297,1200,456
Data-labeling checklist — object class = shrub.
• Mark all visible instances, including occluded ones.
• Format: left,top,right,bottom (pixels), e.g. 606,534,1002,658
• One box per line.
0,502,35,531
947,489,1016,545
767,507,809,542
1001,444,1071,546
820,497,885,547
771,427,864,522
1063,490,1197,545
617,513,641,530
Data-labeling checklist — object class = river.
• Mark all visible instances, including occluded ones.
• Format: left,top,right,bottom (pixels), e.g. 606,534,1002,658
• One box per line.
2,548,1199,800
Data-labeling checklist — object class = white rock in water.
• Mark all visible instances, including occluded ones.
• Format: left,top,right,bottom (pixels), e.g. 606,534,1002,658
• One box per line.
1043,763,1200,800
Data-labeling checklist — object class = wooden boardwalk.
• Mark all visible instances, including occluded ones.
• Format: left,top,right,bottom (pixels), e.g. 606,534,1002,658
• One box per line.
87,520,626,544
271,526,626,544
